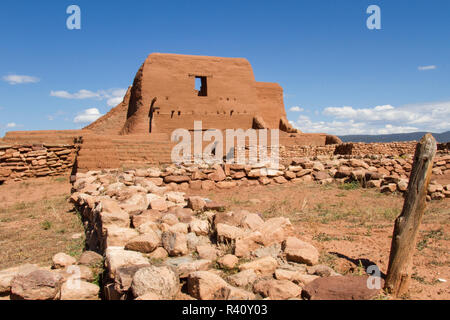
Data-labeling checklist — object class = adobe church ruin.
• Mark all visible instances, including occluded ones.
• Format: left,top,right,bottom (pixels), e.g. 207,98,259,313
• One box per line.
2,53,340,170
88,53,299,135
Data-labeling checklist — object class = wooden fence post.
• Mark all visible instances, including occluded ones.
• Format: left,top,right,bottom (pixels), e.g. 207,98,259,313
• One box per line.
384,133,437,297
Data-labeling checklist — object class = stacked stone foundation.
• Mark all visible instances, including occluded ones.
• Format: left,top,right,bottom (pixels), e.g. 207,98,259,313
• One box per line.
64,149,449,300
0,144,77,183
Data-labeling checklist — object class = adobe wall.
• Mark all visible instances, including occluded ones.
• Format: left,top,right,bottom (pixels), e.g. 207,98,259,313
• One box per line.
150,113,255,133
2,130,82,145
255,82,286,129
89,53,291,135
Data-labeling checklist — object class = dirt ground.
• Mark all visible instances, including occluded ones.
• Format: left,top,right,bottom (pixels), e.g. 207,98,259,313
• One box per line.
187,178,450,300
0,174,448,300
0,176,85,270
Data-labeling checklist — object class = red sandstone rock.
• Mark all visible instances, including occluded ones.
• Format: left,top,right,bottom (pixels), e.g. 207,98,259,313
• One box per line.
201,180,215,190
187,196,206,211
216,223,246,242
189,180,202,190
78,251,103,267
381,183,397,193
164,175,190,183
189,218,210,236
227,270,258,288
366,180,382,188
234,232,263,258
204,201,226,212
282,237,319,266
149,198,168,211
196,245,218,260
274,176,288,184
125,232,161,253
187,271,229,300
257,217,292,246
132,210,162,228
161,231,188,256
208,166,226,182
60,281,99,300
11,270,63,300
239,256,278,275
131,266,179,299
302,275,383,300
52,253,76,269
218,254,239,269
253,279,302,300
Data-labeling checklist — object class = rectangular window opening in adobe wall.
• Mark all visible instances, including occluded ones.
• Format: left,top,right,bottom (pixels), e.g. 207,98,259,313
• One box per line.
195,76,207,96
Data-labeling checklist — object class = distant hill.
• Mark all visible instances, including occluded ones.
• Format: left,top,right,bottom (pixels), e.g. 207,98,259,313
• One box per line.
338,131,450,143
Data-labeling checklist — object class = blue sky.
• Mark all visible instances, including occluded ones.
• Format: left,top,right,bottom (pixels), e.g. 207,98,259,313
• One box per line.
0,0,449,136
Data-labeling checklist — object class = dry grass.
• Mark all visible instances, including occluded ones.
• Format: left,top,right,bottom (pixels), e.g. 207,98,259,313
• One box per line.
188,179,450,299
0,178,85,269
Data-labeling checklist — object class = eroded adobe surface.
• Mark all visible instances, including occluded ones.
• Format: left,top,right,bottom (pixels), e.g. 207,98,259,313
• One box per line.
88,53,296,135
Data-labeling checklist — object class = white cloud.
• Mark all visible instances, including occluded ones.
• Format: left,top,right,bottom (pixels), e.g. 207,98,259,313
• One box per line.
289,106,304,112
291,100,450,135
376,124,419,135
6,122,17,128
73,108,103,124
50,88,126,107
418,65,436,71
2,74,40,85
50,90,100,99
106,97,123,107
106,88,127,106
323,104,424,123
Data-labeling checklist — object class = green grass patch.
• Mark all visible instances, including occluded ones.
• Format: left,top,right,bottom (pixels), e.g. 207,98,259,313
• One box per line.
41,220,52,230
338,181,361,190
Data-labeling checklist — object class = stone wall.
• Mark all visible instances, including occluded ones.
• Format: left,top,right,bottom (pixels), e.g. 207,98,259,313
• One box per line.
68,170,343,300
64,152,449,300
0,140,448,185
1,149,448,300
72,152,450,201
334,142,416,156
281,142,417,161
0,144,78,183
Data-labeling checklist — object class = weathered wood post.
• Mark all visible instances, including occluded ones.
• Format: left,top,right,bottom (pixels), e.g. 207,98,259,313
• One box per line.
384,133,437,297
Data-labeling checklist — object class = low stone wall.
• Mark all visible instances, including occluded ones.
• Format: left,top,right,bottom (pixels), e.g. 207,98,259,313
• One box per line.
281,142,417,160
0,252,102,300
66,151,449,300
0,144,77,183
73,152,449,201
0,140,447,183
2,152,447,300
334,142,416,156
68,171,353,300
